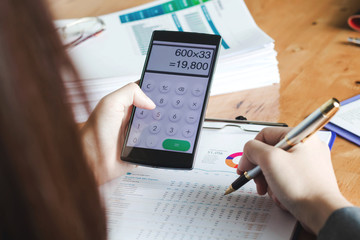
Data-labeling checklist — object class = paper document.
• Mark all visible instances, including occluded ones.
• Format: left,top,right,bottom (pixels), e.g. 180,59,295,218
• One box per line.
325,94,360,146
330,97,360,137
101,123,333,240
58,0,274,80
56,0,280,122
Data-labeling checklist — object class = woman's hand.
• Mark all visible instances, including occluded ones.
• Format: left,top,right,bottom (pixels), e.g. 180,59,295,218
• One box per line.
81,83,155,185
237,127,352,234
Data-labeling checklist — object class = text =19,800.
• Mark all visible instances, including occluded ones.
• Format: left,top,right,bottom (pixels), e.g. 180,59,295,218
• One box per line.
169,61,209,71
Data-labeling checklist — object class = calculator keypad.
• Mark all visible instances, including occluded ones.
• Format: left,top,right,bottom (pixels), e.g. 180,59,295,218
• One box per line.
127,72,208,153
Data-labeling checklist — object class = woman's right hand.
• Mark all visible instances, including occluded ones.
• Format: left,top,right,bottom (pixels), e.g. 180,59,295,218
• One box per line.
237,127,352,234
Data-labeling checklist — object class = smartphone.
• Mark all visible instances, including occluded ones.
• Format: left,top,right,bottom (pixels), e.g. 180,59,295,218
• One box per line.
121,30,221,169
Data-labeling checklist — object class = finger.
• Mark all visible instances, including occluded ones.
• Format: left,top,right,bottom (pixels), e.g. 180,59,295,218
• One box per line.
254,174,268,195
254,127,291,146
238,128,290,174
104,82,155,111
237,154,257,175
238,139,281,170
237,140,274,195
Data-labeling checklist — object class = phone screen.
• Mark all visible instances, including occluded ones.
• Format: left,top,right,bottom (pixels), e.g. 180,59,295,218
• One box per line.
122,31,221,168
126,40,216,153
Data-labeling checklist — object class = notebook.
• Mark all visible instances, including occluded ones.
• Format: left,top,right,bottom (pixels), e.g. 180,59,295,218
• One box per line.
325,94,360,146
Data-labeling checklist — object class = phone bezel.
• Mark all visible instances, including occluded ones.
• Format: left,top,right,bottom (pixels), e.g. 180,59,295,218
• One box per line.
121,30,221,169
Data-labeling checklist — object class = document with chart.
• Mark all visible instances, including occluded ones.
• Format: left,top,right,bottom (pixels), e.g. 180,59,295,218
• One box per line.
100,122,331,240
56,0,280,122
59,0,274,80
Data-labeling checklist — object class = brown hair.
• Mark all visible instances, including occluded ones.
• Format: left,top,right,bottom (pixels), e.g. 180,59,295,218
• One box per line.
0,0,106,239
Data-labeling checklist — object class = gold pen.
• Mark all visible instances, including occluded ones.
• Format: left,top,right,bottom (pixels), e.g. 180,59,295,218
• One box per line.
224,98,340,195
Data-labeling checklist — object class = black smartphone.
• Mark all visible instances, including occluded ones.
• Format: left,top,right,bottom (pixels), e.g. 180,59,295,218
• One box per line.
121,30,221,169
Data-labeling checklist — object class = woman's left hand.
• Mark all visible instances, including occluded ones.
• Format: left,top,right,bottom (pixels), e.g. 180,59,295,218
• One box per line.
81,83,155,185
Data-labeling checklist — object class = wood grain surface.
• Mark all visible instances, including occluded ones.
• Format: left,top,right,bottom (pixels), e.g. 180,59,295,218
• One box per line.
48,0,360,239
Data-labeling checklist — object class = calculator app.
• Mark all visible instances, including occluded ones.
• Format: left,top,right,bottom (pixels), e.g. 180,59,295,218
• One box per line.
126,40,217,153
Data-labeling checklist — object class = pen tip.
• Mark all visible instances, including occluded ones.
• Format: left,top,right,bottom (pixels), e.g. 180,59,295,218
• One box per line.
224,186,234,195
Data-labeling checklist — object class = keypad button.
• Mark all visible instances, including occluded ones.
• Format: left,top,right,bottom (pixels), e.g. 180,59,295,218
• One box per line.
149,123,161,134
189,98,202,110
182,126,195,138
172,97,184,108
166,124,178,136
156,95,168,107
127,131,141,146
192,85,204,96
129,136,140,146
159,81,171,93
152,109,164,120
136,109,149,119
132,121,145,131
185,112,198,124
146,136,158,147
162,139,190,152
175,83,187,95
168,110,181,122
129,77,203,151
142,80,155,92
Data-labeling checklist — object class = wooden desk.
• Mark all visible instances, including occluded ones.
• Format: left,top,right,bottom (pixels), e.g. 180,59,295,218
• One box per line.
49,0,360,239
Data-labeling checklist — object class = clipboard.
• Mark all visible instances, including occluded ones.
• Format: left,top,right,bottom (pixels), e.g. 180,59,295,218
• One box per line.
325,94,360,146
205,117,288,128
203,118,287,135
204,118,336,150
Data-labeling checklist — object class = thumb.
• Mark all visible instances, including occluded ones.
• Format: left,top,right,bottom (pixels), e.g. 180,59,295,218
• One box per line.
86,82,155,137
103,82,155,112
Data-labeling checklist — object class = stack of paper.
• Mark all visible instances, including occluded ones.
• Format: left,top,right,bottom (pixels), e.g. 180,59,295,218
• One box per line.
57,0,279,122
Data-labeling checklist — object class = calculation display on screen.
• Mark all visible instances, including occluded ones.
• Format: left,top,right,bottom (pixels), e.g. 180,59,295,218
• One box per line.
146,41,216,77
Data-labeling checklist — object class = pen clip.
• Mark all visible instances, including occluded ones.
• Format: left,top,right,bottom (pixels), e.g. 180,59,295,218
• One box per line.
203,118,288,133
203,122,262,132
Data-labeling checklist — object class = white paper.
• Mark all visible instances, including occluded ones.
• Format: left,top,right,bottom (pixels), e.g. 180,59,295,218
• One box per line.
330,98,360,137
100,123,333,240
57,0,274,80
101,125,338,239
56,0,280,122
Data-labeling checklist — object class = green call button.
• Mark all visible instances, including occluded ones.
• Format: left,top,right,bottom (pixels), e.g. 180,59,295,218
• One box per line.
162,139,191,151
